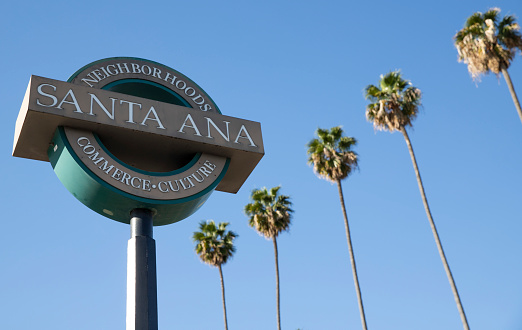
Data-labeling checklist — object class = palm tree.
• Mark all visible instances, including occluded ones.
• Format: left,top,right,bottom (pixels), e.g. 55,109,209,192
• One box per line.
364,71,470,330
244,186,293,330
454,7,522,124
307,127,367,330
193,220,237,330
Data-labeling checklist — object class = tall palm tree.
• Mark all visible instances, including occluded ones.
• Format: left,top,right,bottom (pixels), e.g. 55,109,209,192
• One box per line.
244,186,293,330
455,7,522,124
193,220,237,330
365,71,470,330
307,127,367,330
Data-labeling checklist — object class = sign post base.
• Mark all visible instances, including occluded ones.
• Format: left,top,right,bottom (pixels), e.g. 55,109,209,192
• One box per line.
126,209,158,330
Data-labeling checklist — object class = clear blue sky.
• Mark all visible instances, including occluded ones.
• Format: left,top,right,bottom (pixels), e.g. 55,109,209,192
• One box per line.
1,1,521,329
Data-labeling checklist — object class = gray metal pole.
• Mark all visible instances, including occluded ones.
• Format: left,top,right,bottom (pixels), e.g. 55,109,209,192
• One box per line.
126,208,158,330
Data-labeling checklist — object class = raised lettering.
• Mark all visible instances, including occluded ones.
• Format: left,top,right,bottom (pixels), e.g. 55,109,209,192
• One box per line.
83,144,96,155
116,63,130,74
192,94,205,105
152,67,162,79
199,166,212,177
57,89,83,113
158,181,169,192
178,114,202,136
89,93,117,119
142,65,152,76
185,87,196,97
206,118,230,141
204,161,217,171
100,67,112,78
81,73,99,87
142,180,151,191
183,176,195,188
91,69,105,81
88,152,106,165
163,72,177,85
131,176,142,189
111,168,123,180
175,80,187,90
168,180,180,192
120,100,141,124
120,172,131,185
192,172,204,183
131,63,141,74
36,84,58,107
140,106,165,129
106,65,119,75
199,104,212,111
98,160,115,174
234,125,257,147
77,137,90,147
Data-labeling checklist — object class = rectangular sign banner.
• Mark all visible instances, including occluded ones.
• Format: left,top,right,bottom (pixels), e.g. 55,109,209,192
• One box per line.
13,76,265,193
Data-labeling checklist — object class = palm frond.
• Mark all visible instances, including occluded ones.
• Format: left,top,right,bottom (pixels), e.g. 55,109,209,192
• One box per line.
193,220,237,267
245,186,293,239
484,8,500,22
364,71,421,132
307,127,359,182
465,12,484,28
455,7,522,80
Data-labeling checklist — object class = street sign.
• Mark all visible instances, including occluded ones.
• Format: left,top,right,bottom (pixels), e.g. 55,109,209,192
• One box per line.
13,58,264,225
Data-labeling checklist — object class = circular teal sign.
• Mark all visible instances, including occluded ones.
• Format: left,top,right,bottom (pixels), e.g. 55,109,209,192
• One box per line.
47,57,230,225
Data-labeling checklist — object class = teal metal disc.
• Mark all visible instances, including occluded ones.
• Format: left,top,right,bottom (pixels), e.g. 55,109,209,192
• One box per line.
48,127,229,226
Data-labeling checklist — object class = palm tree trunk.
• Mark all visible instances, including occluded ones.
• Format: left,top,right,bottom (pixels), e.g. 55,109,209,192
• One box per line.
218,264,229,330
501,68,522,124
399,127,470,330
336,180,368,330
273,237,282,330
